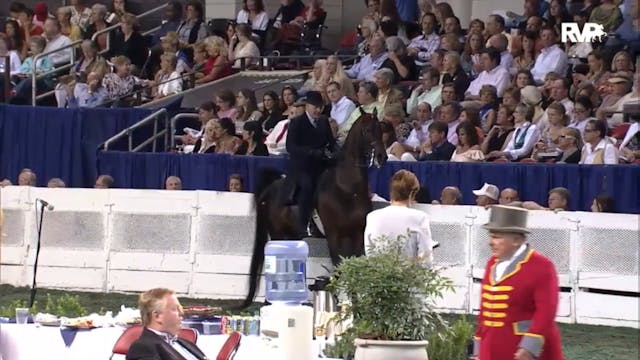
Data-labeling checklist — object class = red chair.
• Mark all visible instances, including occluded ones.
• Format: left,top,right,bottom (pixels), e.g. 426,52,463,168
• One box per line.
110,325,199,359
520,158,537,163
492,157,509,163
216,332,242,360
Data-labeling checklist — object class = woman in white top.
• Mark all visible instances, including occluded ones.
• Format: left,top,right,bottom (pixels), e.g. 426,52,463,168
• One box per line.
228,23,260,69
0,37,22,75
451,121,484,162
154,53,182,99
364,169,434,267
236,0,269,32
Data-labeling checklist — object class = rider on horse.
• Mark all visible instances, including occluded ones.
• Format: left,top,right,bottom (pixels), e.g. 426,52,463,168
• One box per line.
285,90,336,237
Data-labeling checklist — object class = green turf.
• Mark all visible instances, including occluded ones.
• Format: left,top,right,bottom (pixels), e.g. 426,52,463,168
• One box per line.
1,285,638,359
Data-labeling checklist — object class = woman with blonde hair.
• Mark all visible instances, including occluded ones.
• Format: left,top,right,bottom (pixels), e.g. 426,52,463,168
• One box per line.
300,59,327,95
610,50,635,78
196,36,232,84
364,169,434,267
324,55,355,99
193,119,219,154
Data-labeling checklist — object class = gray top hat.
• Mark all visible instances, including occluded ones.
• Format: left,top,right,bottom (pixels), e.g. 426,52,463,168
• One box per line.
482,205,530,234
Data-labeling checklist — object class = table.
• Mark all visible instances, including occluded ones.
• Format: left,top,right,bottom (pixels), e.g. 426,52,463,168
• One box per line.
0,324,336,360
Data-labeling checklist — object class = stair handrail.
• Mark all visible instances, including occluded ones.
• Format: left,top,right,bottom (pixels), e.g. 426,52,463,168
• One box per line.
103,108,168,151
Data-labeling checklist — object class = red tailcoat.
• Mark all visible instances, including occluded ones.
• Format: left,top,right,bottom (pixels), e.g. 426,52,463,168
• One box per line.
474,246,564,360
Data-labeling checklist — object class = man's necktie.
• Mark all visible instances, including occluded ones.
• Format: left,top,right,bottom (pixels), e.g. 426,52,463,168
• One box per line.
162,333,178,345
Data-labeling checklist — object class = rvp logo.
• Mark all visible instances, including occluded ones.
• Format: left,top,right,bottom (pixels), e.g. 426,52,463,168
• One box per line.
561,23,607,43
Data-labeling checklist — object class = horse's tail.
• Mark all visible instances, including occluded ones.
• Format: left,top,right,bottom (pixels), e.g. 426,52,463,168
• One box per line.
241,167,283,309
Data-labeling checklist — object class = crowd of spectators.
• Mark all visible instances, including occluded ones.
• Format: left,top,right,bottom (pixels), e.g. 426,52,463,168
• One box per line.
0,0,638,211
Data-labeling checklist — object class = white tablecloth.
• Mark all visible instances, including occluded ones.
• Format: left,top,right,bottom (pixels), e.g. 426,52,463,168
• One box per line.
0,324,335,360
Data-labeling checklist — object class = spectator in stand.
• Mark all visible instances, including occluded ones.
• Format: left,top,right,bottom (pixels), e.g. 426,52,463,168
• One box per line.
324,55,356,100
591,195,615,213
380,120,397,151
110,13,148,71
460,108,484,142
265,112,291,156
478,85,498,133
499,188,519,205
160,32,191,74
465,47,510,101
94,174,114,189
280,85,299,119
365,0,381,22
73,40,108,78
228,23,260,70
83,4,112,52
580,119,619,164
177,0,208,46
180,101,216,151
473,183,499,207
0,37,22,76
32,2,51,30
57,71,108,108
440,82,457,105
568,96,595,139
236,89,263,125
442,51,469,101
165,176,182,190
439,33,460,53
488,102,540,161
407,67,441,115
610,51,635,79
196,36,232,85
9,1,27,22
545,0,571,35
461,31,485,78
383,36,416,82
484,14,512,52
536,102,568,154
451,121,484,162
482,104,515,157
373,68,403,117
523,187,570,211
11,36,53,104
300,59,326,95
238,121,269,156
152,53,182,99
488,33,513,71
150,1,183,46
443,15,465,45
539,78,574,132
47,178,66,188
69,0,93,33
259,91,284,132
215,117,243,154
228,174,244,192
43,18,72,67
513,70,535,90
214,89,239,120
437,101,461,146
408,12,440,67
19,8,44,37
433,2,455,31
237,0,269,32
583,50,612,94
109,0,132,24
589,0,622,33
530,27,568,84
416,121,455,161
18,168,37,186
520,85,545,124
432,186,462,205
4,20,28,61
337,81,384,144
596,73,633,125
548,127,582,163
388,102,433,161
511,31,536,76
102,56,144,101
57,7,81,41
326,81,356,130
346,36,388,82
357,16,378,57
193,119,219,154
501,87,521,112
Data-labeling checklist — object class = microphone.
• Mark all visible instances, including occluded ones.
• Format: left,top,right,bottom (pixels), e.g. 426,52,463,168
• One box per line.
37,199,54,211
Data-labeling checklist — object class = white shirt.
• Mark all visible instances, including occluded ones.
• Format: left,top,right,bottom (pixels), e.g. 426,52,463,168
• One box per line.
157,71,182,97
232,41,260,69
620,122,640,150
236,10,269,31
406,85,442,115
500,51,513,70
538,97,574,134
330,96,356,126
568,117,595,141
44,34,73,66
447,119,461,146
466,65,511,97
265,119,289,155
495,243,527,280
580,138,619,165
503,121,541,160
364,205,434,267
405,120,433,148
531,44,568,84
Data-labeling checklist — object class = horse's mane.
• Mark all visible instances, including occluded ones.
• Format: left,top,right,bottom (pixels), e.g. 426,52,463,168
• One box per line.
339,108,377,162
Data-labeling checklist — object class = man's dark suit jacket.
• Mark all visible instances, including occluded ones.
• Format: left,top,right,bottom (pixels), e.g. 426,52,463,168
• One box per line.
420,141,456,161
285,112,336,180
126,327,208,360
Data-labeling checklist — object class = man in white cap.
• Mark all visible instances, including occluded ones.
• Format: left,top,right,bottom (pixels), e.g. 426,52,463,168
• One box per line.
473,183,499,207
472,205,564,360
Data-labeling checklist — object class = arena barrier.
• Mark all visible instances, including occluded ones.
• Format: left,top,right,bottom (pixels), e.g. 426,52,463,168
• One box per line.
1,186,638,328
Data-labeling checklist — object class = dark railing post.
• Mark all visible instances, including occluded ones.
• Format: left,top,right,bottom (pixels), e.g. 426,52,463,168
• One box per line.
2,56,9,103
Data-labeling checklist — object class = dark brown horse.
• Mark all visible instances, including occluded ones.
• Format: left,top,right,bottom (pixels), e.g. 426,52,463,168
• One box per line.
242,110,387,308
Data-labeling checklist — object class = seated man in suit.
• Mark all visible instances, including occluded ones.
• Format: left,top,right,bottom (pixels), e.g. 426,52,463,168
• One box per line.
286,90,336,237
127,288,208,360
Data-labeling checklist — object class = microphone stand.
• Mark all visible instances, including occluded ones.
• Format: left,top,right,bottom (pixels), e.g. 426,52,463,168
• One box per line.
29,201,48,309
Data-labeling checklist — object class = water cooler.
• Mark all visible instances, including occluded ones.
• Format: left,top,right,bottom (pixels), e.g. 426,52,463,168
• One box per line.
259,240,315,360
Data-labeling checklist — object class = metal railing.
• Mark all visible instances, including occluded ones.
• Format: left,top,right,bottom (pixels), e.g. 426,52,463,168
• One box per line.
103,108,169,152
92,3,170,55
169,113,200,149
31,39,83,105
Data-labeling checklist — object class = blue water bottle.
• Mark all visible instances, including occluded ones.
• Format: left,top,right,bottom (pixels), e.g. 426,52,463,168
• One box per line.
264,241,309,304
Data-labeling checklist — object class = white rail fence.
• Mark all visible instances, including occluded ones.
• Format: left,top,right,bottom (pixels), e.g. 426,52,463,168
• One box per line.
1,187,638,328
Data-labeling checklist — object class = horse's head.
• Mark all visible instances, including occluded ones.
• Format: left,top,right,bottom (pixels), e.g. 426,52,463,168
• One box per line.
357,107,387,168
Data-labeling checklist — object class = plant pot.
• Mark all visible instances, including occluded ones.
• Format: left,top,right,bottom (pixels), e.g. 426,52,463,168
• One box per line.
354,338,429,360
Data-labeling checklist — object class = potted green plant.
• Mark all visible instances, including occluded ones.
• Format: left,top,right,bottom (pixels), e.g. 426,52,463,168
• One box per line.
326,234,454,360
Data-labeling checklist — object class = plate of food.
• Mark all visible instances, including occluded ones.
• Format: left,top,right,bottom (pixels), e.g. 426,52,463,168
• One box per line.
61,317,96,329
34,313,61,327
182,306,221,318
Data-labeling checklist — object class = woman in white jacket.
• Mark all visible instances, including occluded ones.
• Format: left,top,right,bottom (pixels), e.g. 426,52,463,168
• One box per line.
364,169,434,267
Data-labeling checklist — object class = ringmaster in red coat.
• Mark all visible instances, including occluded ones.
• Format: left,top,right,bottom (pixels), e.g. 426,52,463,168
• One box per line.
473,205,564,360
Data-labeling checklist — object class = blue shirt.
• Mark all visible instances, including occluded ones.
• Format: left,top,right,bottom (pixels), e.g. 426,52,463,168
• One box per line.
67,83,108,108
345,52,389,82
395,0,419,23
